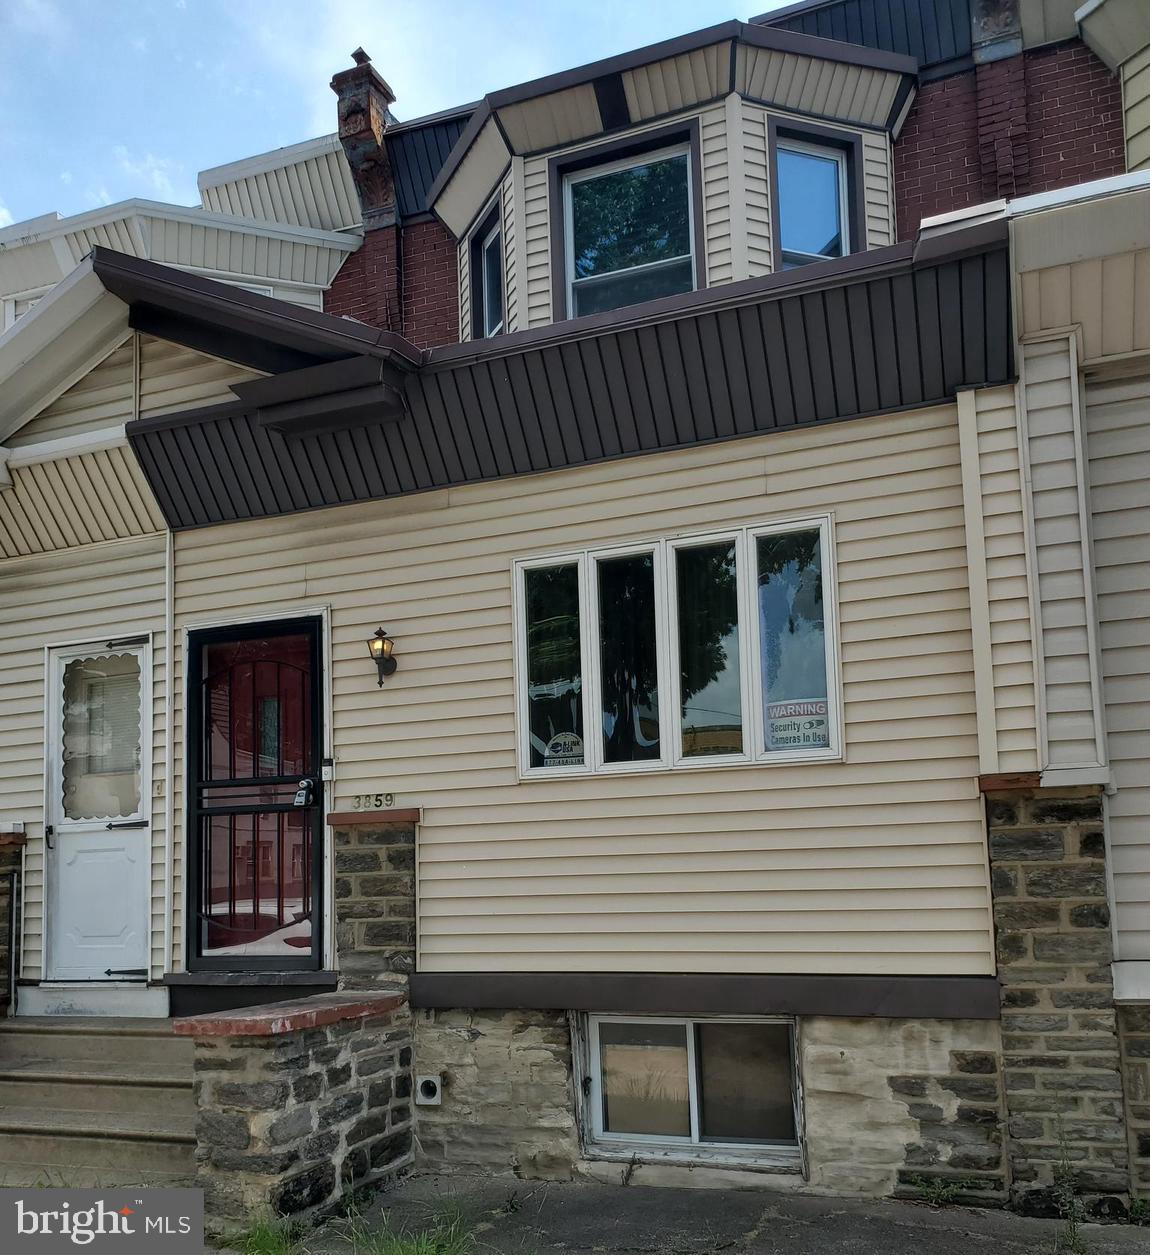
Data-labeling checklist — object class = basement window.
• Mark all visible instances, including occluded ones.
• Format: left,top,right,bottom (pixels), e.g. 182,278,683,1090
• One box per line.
581,1015,801,1167
514,517,840,777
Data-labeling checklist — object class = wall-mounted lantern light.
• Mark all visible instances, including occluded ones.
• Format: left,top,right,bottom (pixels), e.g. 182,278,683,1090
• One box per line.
367,627,397,686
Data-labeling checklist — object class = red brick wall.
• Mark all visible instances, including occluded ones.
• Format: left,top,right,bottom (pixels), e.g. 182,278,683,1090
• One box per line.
895,39,1125,240
400,219,459,350
324,219,459,349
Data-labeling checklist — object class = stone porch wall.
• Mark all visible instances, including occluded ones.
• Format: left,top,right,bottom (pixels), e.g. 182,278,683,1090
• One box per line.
986,785,1131,1210
332,816,417,983
1120,1007,1150,1199
177,992,413,1236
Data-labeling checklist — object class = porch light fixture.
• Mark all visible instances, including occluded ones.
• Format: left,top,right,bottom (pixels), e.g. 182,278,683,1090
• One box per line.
367,627,397,686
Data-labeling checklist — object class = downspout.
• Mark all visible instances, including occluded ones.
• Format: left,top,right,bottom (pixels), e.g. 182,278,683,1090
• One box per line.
163,524,174,978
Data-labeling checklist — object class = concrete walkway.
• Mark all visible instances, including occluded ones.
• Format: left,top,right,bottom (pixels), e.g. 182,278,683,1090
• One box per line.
316,1176,1150,1255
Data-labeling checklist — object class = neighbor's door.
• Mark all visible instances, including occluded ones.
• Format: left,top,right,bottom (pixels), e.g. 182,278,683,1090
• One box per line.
188,619,324,970
47,642,151,982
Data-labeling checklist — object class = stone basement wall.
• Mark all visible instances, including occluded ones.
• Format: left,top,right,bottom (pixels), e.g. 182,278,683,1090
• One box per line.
332,815,417,983
177,992,413,1236
986,786,1131,1213
412,1009,1004,1197
1119,1007,1150,1198
0,836,23,1012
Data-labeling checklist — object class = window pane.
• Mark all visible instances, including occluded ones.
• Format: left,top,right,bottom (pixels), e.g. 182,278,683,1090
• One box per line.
696,1023,796,1143
598,552,660,763
676,542,742,757
571,153,690,282
757,530,830,752
61,652,143,820
777,146,844,261
572,255,693,318
524,564,584,769
483,232,503,334
600,1021,690,1137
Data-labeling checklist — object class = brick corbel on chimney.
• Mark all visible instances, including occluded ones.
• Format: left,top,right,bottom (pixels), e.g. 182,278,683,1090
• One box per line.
331,48,398,230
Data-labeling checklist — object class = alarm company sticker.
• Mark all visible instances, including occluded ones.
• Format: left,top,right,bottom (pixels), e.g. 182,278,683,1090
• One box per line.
543,731,584,766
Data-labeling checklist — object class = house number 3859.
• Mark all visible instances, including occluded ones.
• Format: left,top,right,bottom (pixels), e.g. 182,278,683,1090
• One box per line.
351,793,395,810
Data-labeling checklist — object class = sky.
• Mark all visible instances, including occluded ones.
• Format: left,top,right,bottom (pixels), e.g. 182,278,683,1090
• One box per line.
0,0,793,231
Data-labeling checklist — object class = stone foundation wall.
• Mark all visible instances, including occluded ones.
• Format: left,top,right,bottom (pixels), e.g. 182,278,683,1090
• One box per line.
413,1009,581,1179
986,786,1130,1208
181,994,413,1235
802,1017,1006,1200
1120,1007,1150,1199
0,838,23,1012
332,818,417,982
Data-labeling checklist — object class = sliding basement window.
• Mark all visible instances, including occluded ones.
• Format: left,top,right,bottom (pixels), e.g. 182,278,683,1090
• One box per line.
581,1015,801,1167
514,517,840,778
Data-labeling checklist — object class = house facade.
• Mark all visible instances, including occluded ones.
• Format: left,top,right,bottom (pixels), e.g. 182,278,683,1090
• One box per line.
1,0,1150,1227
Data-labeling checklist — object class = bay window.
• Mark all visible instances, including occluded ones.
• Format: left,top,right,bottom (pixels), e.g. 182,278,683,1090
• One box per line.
515,517,839,777
582,1015,801,1165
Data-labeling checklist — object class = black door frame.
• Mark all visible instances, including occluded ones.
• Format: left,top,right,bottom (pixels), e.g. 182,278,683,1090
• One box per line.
185,615,325,972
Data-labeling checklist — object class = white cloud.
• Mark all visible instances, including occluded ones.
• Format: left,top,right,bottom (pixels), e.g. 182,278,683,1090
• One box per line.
0,199,13,228
112,145,181,201
60,170,72,185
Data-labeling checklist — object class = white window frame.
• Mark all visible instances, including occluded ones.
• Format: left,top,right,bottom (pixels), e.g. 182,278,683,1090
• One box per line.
775,138,850,267
578,1013,804,1170
2,286,50,330
563,143,695,319
480,218,504,337
512,514,842,780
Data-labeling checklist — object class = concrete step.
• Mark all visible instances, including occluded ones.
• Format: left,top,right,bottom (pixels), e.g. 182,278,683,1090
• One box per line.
0,1058,195,1115
0,1108,197,1183
0,1017,193,1067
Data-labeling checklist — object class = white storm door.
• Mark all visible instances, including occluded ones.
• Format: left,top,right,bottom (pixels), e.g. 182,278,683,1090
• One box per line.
47,642,151,982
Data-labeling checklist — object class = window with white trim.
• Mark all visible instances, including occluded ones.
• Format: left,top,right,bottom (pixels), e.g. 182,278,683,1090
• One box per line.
514,517,839,776
582,1015,800,1164
564,144,694,318
775,139,849,269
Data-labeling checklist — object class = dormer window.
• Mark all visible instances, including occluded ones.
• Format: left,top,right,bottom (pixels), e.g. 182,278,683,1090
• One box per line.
776,141,848,269
469,202,504,339
562,143,696,319
768,121,862,274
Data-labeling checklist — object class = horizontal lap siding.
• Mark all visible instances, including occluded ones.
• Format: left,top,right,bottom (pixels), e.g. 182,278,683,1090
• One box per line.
1123,47,1150,172
173,405,994,977
743,101,772,277
0,538,167,981
862,132,895,250
976,386,1038,772
7,340,133,447
1086,374,1150,960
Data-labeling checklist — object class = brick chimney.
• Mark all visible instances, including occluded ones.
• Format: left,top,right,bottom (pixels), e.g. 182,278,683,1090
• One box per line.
328,49,402,331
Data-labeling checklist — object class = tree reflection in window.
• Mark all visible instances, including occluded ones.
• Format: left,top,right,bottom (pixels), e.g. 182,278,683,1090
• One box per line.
525,564,584,768
677,541,741,756
757,530,829,752
598,552,661,763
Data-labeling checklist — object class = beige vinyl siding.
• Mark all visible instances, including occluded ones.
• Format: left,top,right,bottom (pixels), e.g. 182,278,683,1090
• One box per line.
502,169,519,334
0,448,164,558
735,45,901,130
975,387,1040,772
199,140,360,232
1020,337,1105,770
457,230,472,344
497,85,601,152
1124,46,1150,170
522,155,551,327
743,101,772,277
862,131,895,249
435,120,512,240
0,536,168,982
137,335,262,418
172,404,995,977
702,104,732,285
1086,372,1150,960
7,340,134,447
622,44,729,121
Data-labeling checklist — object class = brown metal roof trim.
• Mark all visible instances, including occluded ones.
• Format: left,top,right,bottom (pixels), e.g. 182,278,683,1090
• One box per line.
127,229,1013,531
409,971,1002,1020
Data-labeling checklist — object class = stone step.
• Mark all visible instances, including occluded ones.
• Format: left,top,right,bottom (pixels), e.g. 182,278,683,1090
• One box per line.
0,1059,195,1115
0,1018,193,1068
0,1108,197,1184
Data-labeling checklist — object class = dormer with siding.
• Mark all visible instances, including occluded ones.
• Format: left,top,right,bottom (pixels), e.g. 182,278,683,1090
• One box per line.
426,23,915,339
